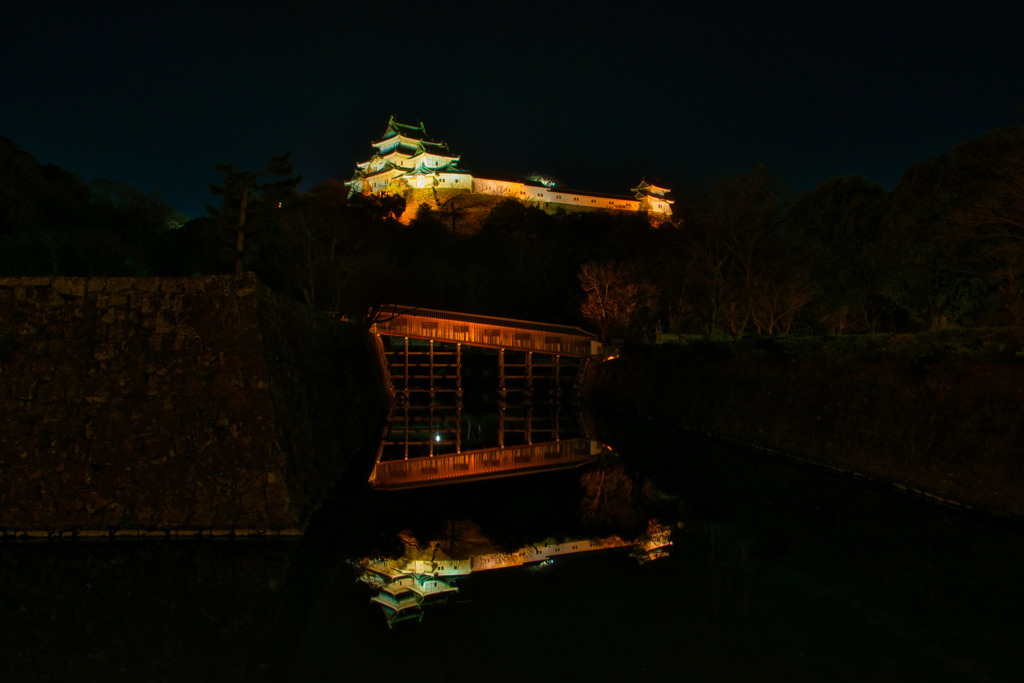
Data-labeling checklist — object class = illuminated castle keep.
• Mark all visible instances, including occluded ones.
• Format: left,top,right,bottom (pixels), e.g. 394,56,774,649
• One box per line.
347,118,474,194
346,117,674,224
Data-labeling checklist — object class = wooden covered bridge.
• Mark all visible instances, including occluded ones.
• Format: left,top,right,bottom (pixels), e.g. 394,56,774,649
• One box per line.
363,305,605,489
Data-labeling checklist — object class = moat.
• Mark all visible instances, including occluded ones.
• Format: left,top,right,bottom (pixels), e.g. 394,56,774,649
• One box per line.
3,409,1023,682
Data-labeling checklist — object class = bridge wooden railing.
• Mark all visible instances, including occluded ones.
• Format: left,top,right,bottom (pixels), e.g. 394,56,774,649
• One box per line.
369,438,602,490
368,306,602,357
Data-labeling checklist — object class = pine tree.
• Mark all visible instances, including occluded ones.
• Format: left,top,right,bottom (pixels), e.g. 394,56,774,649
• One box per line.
210,152,300,274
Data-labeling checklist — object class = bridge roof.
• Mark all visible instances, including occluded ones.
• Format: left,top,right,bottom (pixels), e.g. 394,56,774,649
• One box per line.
381,306,595,338
370,305,600,357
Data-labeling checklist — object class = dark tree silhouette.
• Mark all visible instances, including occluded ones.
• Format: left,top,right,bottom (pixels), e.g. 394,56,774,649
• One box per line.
948,126,1024,323
210,152,300,274
786,176,890,333
578,261,659,341
678,165,793,337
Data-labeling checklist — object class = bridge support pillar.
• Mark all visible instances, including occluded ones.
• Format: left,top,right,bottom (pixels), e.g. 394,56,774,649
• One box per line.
456,343,463,409
526,351,534,404
554,355,561,400
429,339,438,401
403,336,410,399
497,347,506,404
498,406,505,448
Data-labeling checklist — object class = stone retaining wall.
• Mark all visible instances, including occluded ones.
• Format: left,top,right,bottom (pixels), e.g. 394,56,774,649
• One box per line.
0,273,390,536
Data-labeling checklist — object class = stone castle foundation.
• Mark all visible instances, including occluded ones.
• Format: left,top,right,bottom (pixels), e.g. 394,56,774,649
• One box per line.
0,273,389,537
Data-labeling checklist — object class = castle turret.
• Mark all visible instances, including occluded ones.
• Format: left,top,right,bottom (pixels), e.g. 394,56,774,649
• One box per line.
631,179,674,218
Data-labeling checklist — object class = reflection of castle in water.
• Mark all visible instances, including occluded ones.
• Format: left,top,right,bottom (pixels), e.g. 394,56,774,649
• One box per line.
354,521,673,628
360,304,669,627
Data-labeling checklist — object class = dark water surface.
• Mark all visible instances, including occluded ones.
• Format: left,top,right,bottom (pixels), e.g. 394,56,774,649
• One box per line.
3,413,1024,682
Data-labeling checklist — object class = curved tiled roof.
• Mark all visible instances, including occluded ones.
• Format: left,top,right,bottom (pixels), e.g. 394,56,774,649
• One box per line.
382,116,429,140
380,305,595,338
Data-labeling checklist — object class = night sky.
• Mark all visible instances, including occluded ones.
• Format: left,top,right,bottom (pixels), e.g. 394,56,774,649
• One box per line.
2,0,1021,218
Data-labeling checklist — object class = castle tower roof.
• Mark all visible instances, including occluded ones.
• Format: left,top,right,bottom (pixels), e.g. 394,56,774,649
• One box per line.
631,179,673,201
382,116,429,141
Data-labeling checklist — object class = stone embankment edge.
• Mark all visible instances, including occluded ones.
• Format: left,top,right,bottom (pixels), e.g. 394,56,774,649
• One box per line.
1,528,304,541
582,340,1024,522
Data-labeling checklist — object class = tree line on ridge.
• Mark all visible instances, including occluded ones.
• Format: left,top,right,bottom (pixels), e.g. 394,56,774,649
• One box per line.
1,126,1022,341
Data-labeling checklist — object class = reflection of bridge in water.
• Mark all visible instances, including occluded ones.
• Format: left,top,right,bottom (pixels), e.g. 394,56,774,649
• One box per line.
367,306,604,490
369,438,603,490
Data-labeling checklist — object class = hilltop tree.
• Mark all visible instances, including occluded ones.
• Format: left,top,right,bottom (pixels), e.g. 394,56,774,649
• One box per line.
436,190,487,235
88,178,185,238
259,180,404,314
0,138,90,274
578,261,659,341
786,176,890,333
845,127,1024,330
948,126,1024,323
86,178,185,274
260,181,349,308
679,165,793,337
210,152,300,274
0,137,186,276
349,191,406,223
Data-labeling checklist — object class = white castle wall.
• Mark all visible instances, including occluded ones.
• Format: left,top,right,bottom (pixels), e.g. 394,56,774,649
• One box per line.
472,177,642,212
357,173,667,218
435,173,471,188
